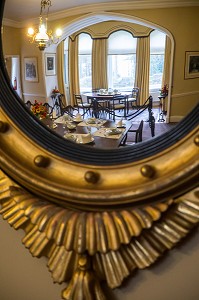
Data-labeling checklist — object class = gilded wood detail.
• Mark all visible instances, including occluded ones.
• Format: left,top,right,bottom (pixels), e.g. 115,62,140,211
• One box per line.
0,170,198,299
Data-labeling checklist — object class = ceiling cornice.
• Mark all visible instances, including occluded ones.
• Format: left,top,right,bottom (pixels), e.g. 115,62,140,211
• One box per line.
2,1,199,28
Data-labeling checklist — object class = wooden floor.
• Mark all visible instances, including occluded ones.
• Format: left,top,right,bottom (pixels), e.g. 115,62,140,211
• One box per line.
140,122,177,142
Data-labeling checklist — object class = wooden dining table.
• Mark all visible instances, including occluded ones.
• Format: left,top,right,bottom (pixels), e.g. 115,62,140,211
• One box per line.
42,116,133,149
82,92,131,119
82,91,131,101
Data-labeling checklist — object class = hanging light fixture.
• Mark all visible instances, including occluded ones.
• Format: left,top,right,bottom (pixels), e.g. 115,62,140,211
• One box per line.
27,0,62,51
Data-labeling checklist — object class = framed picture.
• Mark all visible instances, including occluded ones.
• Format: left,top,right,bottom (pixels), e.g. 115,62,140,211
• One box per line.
184,51,199,79
24,57,38,82
45,53,56,76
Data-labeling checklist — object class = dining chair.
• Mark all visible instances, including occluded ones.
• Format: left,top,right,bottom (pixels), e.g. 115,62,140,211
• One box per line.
25,100,33,110
60,105,79,118
74,94,92,116
108,95,127,118
125,87,140,113
120,120,144,146
43,103,53,117
92,105,115,120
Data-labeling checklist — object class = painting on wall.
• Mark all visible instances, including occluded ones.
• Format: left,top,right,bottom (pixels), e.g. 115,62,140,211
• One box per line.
184,51,199,79
45,53,56,76
24,57,38,82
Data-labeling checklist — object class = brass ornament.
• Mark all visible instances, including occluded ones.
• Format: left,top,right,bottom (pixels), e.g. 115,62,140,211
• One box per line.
34,155,50,168
194,135,199,146
140,164,156,178
0,120,9,133
84,170,100,184
0,169,198,299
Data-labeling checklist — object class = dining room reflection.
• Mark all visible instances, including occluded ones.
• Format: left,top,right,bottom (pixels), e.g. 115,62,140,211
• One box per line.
2,20,177,148
3,1,198,149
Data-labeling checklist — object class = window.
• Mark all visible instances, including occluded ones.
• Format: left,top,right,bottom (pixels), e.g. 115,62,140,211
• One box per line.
108,31,137,91
78,33,92,92
150,30,166,92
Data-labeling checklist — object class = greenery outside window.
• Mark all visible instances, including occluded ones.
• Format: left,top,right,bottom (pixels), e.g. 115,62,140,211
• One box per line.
78,33,92,92
150,30,166,92
108,30,137,91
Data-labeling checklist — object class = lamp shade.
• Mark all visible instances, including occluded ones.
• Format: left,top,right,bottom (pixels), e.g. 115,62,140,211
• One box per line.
35,24,49,42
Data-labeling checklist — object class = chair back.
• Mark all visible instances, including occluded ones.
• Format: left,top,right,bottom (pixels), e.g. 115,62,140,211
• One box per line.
135,120,143,143
74,94,83,106
108,95,127,118
131,87,140,106
43,103,53,116
92,104,115,120
61,105,79,117
25,100,33,110
120,119,143,146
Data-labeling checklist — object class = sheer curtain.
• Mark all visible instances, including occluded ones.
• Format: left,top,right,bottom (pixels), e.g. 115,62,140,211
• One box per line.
92,38,108,90
135,36,150,105
68,36,80,106
57,40,67,106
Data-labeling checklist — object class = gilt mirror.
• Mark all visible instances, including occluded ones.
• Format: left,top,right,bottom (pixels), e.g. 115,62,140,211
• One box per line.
0,0,199,300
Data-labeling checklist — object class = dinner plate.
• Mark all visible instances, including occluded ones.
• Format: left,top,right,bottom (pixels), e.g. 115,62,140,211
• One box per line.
73,118,83,123
77,137,95,144
86,118,96,124
67,123,76,129
106,129,122,135
64,134,77,142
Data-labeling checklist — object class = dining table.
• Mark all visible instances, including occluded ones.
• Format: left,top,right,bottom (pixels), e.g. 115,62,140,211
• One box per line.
82,91,131,119
42,115,133,149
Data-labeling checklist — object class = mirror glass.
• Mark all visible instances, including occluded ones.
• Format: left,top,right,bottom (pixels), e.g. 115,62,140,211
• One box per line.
3,0,195,150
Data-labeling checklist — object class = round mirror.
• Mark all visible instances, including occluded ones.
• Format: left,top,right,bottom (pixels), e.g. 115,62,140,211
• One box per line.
1,2,199,300
1,0,198,205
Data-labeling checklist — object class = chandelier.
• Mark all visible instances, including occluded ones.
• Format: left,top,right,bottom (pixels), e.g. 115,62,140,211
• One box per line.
27,0,62,51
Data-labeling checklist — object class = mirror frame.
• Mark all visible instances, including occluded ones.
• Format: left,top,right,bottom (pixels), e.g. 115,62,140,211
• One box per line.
0,1,199,299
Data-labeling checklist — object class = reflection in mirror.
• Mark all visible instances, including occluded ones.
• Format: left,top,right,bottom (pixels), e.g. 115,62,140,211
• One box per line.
3,0,196,150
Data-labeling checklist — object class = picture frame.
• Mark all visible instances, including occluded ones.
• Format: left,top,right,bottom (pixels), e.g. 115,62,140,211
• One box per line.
184,51,199,79
24,57,38,82
45,53,56,76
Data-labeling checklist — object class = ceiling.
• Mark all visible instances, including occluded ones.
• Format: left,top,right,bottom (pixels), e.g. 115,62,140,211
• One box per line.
3,0,199,24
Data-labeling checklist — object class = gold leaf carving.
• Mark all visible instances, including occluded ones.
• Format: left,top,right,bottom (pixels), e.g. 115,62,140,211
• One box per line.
0,169,199,299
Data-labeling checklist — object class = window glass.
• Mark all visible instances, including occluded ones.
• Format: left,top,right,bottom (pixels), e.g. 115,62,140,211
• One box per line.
78,33,92,92
108,31,137,91
150,30,166,91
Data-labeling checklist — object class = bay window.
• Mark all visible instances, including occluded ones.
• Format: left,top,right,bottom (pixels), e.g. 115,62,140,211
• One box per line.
108,30,137,91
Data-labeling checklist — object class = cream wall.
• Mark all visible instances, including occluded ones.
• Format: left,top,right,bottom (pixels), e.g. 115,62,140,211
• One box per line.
0,216,198,300
2,25,21,55
2,6,199,118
